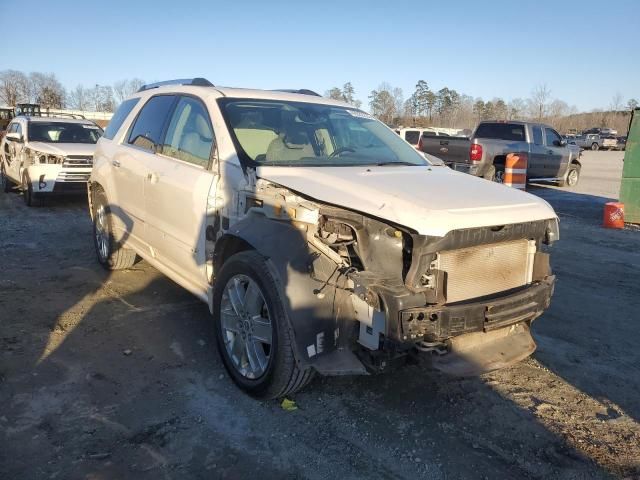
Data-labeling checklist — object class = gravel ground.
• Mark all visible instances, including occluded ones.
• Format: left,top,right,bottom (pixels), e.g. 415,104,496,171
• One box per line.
1,150,639,479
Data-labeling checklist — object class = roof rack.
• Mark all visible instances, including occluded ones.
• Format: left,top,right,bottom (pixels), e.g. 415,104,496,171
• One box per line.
137,78,214,92
272,89,321,97
18,112,86,120
44,112,86,120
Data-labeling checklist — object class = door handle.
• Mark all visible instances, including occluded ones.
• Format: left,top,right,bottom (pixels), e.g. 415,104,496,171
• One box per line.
547,150,554,155
147,172,160,184
112,160,121,167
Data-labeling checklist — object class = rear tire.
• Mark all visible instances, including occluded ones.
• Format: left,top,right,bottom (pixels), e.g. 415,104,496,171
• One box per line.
92,188,137,270
213,250,314,399
483,165,495,181
484,164,505,183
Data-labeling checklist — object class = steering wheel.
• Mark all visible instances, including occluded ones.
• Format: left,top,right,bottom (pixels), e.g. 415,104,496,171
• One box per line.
329,146,356,158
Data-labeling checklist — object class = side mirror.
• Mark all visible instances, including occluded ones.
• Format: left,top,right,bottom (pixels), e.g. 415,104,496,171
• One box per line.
131,134,157,152
552,139,563,147
5,132,23,143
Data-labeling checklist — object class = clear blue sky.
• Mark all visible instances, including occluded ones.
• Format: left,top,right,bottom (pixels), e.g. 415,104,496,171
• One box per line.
3,0,638,111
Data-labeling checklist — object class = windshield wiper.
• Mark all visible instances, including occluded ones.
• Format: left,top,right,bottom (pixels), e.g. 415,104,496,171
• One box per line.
373,161,422,166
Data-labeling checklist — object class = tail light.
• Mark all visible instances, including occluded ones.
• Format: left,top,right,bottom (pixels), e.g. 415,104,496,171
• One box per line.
470,144,483,163
417,136,423,150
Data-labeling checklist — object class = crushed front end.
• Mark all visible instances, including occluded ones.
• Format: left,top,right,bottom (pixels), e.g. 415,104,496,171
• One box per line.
317,207,558,375
231,179,558,377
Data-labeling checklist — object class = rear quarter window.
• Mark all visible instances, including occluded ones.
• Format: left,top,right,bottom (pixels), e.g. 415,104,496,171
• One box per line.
475,123,526,141
103,98,140,140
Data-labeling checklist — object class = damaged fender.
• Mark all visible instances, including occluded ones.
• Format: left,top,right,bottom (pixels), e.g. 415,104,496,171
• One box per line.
211,211,359,371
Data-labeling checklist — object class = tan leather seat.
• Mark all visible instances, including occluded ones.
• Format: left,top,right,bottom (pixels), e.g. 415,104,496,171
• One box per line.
266,115,314,162
180,114,212,162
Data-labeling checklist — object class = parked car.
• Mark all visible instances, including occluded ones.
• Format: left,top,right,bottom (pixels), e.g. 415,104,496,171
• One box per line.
573,133,603,151
418,120,582,187
0,115,102,205
601,135,619,150
582,127,618,137
395,127,449,149
89,79,559,399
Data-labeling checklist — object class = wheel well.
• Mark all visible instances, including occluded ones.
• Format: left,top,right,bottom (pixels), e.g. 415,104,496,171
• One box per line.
493,155,506,168
213,234,254,272
571,159,581,168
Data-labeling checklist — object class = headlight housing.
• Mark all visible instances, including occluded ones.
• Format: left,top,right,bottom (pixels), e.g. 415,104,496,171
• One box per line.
31,150,63,164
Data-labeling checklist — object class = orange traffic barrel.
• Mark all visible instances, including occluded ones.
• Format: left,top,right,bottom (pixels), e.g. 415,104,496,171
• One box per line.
504,153,527,189
603,202,624,229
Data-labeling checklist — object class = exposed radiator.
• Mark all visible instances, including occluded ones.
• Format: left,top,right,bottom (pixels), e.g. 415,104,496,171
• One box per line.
436,239,536,304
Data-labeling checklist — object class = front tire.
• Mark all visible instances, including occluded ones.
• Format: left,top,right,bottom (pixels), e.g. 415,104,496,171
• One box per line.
559,164,580,187
591,142,599,151
22,173,41,207
92,188,137,270
1,164,12,193
213,251,313,399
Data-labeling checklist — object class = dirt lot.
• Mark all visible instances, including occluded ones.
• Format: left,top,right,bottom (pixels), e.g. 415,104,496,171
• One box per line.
1,151,639,479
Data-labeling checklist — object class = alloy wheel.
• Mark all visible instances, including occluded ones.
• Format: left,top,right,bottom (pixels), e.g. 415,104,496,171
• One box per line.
220,274,273,379
95,205,110,262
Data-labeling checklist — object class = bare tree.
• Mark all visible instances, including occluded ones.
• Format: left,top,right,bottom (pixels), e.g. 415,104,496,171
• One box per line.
28,72,65,108
530,83,551,120
629,98,639,111
0,70,29,106
508,98,526,120
609,92,624,113
113,78,145,105
67,85,89,110
85,85,114,112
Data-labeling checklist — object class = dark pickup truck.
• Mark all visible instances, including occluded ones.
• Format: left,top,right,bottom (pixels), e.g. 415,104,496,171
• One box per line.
418,121,582,187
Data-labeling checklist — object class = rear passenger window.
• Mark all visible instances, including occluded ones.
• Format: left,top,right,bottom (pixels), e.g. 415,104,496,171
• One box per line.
404,130,420,145
104,98,139,140
532,126,543,145
127,95,176,151
160,96,213,167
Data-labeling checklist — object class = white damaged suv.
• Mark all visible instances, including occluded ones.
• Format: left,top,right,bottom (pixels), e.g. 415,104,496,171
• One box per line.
88,78,559,398
1,115,102,205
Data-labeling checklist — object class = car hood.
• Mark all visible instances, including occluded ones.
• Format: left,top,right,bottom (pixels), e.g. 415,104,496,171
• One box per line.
256,165,558,237
27,142,96,156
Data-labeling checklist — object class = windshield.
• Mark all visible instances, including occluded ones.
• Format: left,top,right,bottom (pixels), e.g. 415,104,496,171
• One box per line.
219,98,432,167
28,122,103,144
